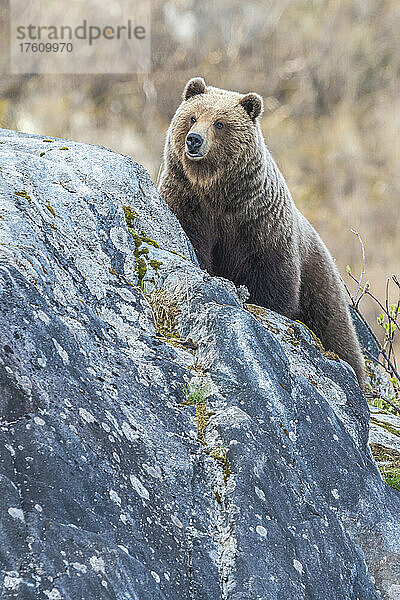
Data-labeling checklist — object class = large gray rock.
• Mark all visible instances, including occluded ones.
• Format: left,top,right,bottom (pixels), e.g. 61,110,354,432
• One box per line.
0,128,399,600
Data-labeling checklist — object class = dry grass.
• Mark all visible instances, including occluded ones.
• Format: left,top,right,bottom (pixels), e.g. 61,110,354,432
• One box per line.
145,289,179,340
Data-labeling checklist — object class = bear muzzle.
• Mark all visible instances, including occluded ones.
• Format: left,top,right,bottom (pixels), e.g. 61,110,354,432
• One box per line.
185,132,205,160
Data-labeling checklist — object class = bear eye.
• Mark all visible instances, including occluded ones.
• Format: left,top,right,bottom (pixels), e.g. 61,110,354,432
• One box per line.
190,116,197,124
214,121,224,130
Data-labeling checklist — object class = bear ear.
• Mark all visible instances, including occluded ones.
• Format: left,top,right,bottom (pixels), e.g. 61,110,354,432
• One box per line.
239,93,264,120
183,77,207,101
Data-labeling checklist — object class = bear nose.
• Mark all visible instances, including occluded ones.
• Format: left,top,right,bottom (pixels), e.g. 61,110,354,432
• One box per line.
186,133,203,154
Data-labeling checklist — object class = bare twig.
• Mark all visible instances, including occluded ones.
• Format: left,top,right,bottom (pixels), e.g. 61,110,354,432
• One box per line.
350,229,365,306
363,348,388,371
381,347,400,384
384,278,392,358
349,301,381,349
389,276,400,371
343,279,353,302
348,271,388,314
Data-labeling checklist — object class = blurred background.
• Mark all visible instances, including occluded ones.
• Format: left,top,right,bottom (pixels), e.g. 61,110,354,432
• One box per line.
0,0,399,343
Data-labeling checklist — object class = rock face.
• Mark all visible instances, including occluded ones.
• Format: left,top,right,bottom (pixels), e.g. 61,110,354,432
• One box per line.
0,128,400,600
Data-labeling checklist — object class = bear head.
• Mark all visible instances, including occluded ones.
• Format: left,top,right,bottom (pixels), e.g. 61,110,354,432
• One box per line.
168,77,264,187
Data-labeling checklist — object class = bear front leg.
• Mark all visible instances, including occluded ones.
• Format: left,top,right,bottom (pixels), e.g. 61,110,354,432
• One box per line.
245,251,301,319
159,177,214,271
173,210,214,273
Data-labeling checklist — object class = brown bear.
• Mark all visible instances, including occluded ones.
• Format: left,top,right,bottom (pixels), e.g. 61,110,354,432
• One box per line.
159,76,365,387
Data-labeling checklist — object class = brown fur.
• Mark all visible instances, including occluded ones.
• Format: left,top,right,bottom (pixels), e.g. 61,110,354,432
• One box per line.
159,77,365,386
